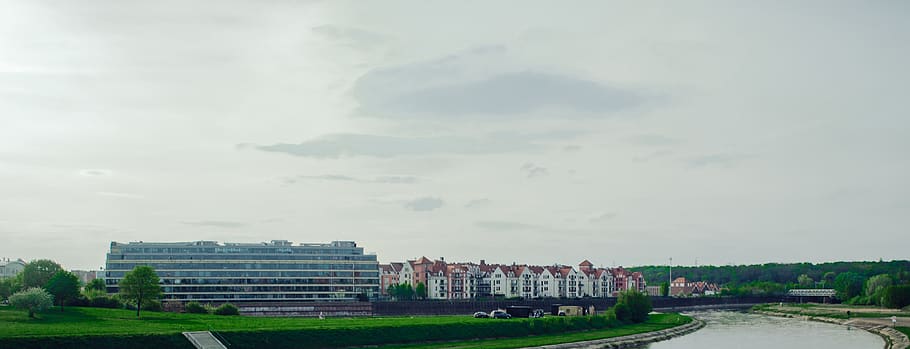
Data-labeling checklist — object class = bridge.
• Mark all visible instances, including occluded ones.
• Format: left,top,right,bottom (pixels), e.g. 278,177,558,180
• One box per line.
785,289,837,303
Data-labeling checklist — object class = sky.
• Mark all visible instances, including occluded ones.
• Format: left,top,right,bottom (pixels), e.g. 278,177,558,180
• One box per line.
1,1,908,270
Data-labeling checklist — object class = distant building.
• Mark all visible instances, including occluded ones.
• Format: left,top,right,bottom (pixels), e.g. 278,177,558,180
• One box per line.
105,240,379,302
71,270,101,285
0,258,26,278
670,277,719,297
645,285,661,297
383,257,644,300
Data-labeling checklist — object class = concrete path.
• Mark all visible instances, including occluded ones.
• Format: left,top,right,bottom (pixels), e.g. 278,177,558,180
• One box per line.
520,319,705,349
182,331,228,349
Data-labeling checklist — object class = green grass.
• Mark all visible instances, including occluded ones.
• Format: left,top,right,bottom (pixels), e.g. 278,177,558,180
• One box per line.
0,306,488,338
374,313,692,349
0,306,693,349
897,327,910,338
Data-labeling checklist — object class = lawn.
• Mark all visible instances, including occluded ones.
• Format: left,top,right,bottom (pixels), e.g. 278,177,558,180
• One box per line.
897,327,910,338
0,306,693,349
0,306,483,338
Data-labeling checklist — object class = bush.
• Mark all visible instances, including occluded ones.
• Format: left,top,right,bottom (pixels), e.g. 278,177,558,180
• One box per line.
612,303,632,323
90,296,122,309
143,301,163,312
185,301,209,314
214,303,239,316
9,287,53,318
883,285,910,309
616,289,652,323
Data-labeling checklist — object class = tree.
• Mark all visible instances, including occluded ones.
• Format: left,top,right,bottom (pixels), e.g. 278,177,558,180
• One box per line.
659,282,669,297
118,266,162,319
21,260,62,289
85,278,107,292
9,287,53,318
822,272,837,287
45,271,80,311
797,274,814,288
834,272,866,300
882,285,910,309
616,289,652,323
415,282,427,300
0,277,21,301
865,274,893,297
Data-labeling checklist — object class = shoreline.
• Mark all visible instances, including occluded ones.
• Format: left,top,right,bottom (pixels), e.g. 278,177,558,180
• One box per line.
754,310,909,349
518,318,705,349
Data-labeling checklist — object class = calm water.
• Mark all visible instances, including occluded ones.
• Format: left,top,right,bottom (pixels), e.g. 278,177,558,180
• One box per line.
633,311,883,349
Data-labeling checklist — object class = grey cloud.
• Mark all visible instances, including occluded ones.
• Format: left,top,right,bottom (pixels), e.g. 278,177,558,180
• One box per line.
79,169,112,176
590,212,617,223
181,220,247,228
521,163,548,178
311,24,386,47
285,174,419,184
356,71,641,119
96,191,144,199
465,198,491,208
633,150,674,162
404,197,444,212
248,133,561,158
627,134,682,146
563,145,582,152
688,154,752,168
475,220,586,235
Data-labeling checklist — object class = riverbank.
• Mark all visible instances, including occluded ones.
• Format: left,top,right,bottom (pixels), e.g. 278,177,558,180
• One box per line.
753,304,909,349
0,306,692,349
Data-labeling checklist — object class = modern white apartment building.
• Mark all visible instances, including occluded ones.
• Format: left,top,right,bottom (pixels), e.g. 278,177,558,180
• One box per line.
105,240,380,302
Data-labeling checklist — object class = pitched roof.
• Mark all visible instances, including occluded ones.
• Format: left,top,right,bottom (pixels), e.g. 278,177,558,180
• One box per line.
579,260,594,267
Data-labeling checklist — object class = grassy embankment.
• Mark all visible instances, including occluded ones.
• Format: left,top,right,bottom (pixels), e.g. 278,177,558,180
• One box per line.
0,306,690,349
752,303,910,319
897,327,910,338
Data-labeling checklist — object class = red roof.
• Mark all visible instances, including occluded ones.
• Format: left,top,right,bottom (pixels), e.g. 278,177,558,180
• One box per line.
579,260,594,267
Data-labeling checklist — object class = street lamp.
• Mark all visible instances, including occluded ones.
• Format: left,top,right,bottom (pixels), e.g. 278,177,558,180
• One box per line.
668,257,673,297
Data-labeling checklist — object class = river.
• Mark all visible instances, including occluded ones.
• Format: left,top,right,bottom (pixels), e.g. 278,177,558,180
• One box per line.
632,311,883,349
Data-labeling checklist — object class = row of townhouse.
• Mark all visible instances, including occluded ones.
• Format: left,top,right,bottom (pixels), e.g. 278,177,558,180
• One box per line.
380,257,646,300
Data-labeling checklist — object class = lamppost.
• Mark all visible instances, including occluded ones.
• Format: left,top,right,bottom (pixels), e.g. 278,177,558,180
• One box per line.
668,257,673,297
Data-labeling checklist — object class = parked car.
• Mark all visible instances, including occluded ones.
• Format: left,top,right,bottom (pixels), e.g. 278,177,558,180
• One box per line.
490,310,512,319
473,311,489,318
530,309,546,318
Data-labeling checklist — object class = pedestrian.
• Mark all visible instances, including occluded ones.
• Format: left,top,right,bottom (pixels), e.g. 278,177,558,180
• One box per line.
893,316,898,327
319,311,325,320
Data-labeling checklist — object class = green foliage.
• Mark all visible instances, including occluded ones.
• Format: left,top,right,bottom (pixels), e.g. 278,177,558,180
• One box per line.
0,277,20,301
865,274,893,297
184,301,209,314
722,281,787,296
213,303,239,316
118,266,162,319
834,272,866,300
612,303,631,323
85,279,107,292
659,282,669,297
415,282,427,300
797,274,813,288
45,271,81,311
9,288,53,318
629,260,909,290
89,296,122,309
388,283,416,300
20,260,62,289
615,289,652,323
883,285,910,309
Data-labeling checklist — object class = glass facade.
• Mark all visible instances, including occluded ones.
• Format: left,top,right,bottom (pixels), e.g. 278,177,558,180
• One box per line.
105,240,379,302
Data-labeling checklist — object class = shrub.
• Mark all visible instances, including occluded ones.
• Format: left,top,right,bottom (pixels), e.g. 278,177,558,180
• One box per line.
9,287,53,318
883,285,910,309
90,296,122,309
143,300,163,312
612,303,632,323
616,289,652,323
214,303,240,316
185,301,209,314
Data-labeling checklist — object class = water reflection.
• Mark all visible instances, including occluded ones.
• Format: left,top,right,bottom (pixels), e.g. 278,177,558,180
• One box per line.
633,311,882,349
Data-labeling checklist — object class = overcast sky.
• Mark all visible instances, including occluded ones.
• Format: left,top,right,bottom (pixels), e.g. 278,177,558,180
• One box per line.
1,1,908,270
